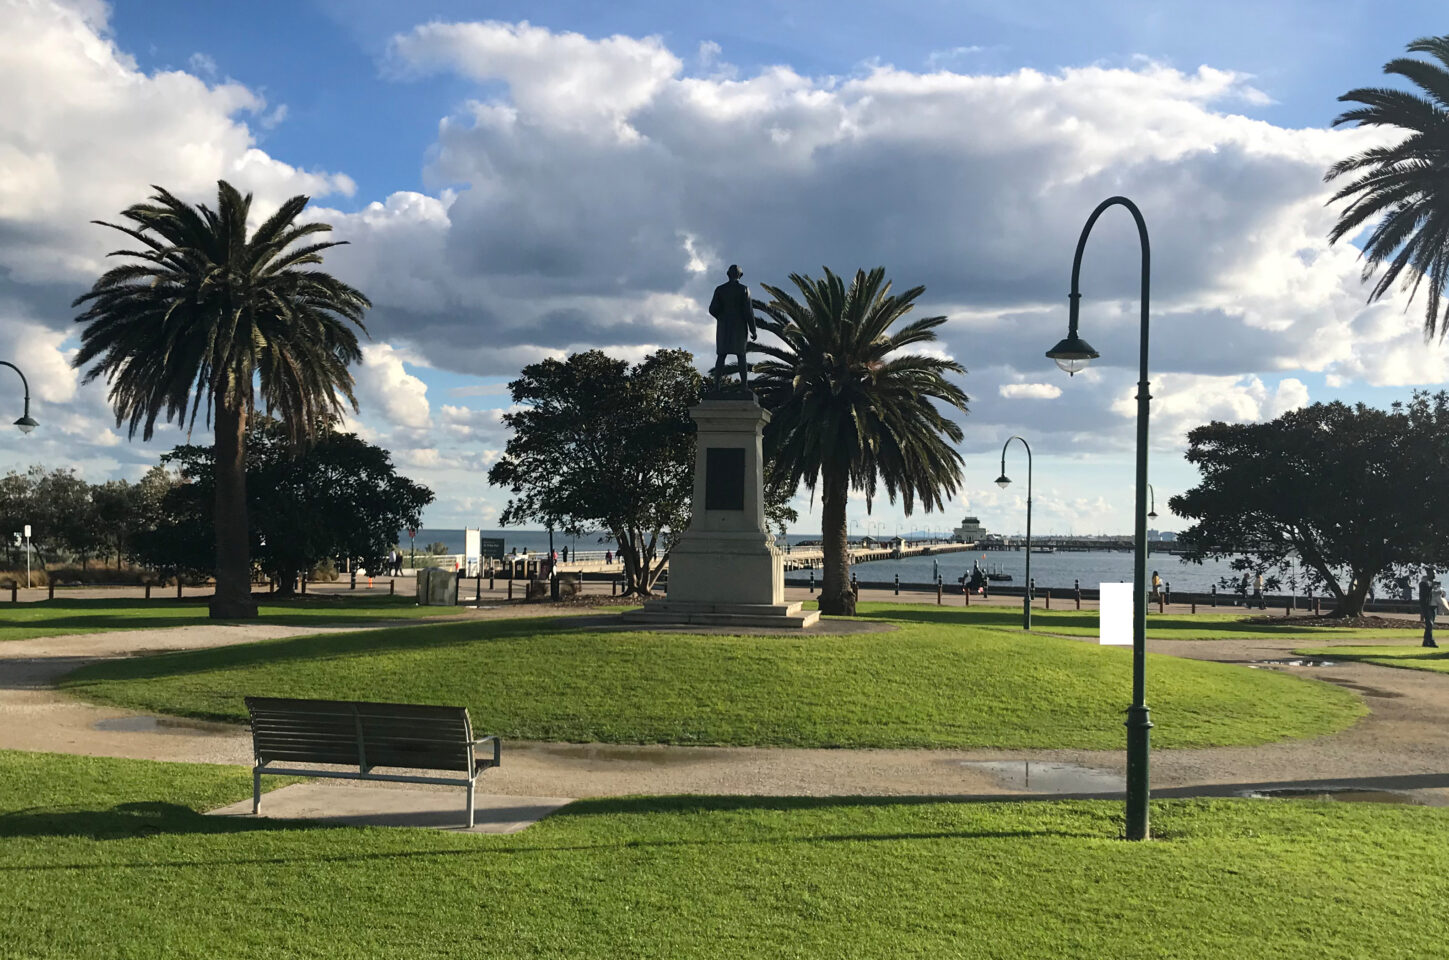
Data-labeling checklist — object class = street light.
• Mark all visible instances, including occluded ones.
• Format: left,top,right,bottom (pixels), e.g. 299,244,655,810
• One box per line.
994,436,1033,630
0,361,38,434
1046,195,1153,841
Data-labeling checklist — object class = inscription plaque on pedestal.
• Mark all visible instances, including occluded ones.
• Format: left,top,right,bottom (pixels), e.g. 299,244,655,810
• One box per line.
704,447,746,511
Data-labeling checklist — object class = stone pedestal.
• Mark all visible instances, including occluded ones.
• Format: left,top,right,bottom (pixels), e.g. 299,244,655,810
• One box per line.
625,395,819,629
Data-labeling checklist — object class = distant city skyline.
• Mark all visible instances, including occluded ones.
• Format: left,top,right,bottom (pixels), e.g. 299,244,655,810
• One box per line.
2,1,1446,535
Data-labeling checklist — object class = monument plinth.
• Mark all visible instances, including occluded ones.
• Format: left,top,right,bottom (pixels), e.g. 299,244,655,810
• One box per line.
625,392,819,629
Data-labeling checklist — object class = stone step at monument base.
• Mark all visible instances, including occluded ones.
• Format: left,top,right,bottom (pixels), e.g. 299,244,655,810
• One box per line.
622,599,821,629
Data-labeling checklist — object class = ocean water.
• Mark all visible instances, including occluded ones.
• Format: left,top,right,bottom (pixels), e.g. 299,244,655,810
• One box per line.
408,529,1253,592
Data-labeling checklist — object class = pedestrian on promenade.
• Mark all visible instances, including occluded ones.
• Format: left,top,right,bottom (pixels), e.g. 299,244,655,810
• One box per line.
1253,572,1264,609
1150,571,1162,602
1421,569,1438,648
605,549,613,565
562,546,569,563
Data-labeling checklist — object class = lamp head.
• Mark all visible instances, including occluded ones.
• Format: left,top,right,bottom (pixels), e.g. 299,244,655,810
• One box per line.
14,415,37,435
1147,509,1158,519
995,474,1011,489
1045,334,1099,377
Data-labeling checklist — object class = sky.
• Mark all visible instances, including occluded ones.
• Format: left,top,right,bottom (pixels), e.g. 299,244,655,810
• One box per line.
1,0,1446,538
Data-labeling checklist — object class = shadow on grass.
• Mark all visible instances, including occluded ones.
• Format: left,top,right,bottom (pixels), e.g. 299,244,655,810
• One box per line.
0,801,334,841
0,596,443,635
57,616,608,716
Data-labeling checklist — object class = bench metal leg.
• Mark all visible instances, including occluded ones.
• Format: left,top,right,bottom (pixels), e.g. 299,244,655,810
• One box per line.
253,768,262,815
466,777,475,829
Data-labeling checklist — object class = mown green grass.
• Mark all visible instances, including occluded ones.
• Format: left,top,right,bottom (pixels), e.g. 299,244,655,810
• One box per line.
61,612,1364,749
3,750,1448,960
855,601,1425,640
0,596,463,642
1294,644,1449,674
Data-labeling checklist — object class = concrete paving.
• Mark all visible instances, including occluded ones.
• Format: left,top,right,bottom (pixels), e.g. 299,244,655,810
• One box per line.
208,781,573,833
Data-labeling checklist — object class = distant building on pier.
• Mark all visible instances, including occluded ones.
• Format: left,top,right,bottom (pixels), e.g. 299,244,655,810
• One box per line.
953,516,987,542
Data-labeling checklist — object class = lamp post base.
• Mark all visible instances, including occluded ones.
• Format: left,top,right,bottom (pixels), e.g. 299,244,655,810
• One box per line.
1125,704,1153,840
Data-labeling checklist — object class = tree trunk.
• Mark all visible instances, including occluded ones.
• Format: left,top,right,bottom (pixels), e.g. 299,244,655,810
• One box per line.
1331,570,1373,618
819,469,855,616
210,397,258,618
274,568,298,599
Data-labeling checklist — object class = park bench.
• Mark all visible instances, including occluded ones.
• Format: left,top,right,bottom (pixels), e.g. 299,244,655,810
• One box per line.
244,697,501,828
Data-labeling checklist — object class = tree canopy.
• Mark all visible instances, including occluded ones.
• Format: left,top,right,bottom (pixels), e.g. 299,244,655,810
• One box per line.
1327,35,1449,340
1169,394,1449,617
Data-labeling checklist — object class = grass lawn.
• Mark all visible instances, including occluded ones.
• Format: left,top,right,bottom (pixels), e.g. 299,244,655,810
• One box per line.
61,611,1364,749
1293,644,1449,674
856,601,1426,641
4,750,1448,959
0,595,464,642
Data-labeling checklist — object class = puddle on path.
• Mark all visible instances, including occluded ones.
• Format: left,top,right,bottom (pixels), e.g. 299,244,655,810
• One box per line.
1241,787,1423,805
93,715,239,736
1249,659,1337,668
959,760,1123,794
529,743,711,766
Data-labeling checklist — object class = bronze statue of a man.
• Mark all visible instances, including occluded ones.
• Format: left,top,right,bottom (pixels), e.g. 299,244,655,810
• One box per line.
708,264,757,390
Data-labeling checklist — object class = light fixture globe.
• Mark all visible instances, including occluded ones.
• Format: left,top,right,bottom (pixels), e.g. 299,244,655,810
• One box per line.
14,415,37,435
1045,334,1100,377
995,474,1011,489
1147,509,1158,519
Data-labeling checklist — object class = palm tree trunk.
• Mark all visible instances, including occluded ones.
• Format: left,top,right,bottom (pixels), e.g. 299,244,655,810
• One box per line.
819,469,855,616
209,397,258,619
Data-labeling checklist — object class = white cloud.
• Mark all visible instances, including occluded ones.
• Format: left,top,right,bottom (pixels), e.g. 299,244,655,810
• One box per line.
998,383,1063,400
355,344,431,430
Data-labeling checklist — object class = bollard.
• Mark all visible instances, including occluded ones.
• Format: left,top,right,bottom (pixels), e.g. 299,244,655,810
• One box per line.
490,575,495,591
350,570,357,590
476,577,482,604
810,570,815,594
894,573,899,596
301,575,307,596
1164,584,1171,606
612,578,618,597
1157,592,1164,614
268,579,275,594
1045,589,1051,610
937,582,942,605
1191,601,1197,614
1314,597,1320,616
1285,597,1291,618
144,583,151,600
964,580,970,606
368,577,373,589
507,578,513,600
47,579,54,600
10,582,16,603
1074,579,1081,610
176,579,182,600
1211,584,1217,607
389,579,395,596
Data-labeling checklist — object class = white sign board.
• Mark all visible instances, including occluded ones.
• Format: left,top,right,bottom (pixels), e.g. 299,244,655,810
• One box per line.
1099,582,1133,645
464,528,481,577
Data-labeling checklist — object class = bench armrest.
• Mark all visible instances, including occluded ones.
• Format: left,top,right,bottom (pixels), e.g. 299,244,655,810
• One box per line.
473,736,501,769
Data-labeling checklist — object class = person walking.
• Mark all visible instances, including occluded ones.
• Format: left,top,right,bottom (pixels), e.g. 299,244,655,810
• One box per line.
1421,569,1438,648
561,546,569,563
605,549,613,565
1150,571,1162,602
1253,572,1264,609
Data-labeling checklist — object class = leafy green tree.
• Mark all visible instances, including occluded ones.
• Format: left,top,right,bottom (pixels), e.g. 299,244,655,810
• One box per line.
752,268,968,615
1327,35,1449,339
137,420,432,597
1170,395,1449,617
488,350,697,596
73,181,370,617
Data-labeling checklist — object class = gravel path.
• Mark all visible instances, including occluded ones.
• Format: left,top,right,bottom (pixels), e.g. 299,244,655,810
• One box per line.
5,613,1449,804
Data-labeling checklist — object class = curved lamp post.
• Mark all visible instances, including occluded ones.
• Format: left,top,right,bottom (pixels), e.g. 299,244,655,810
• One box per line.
0,362,38,434
1046,195,1153,841
1147,483,1158,560
994,436,1033,630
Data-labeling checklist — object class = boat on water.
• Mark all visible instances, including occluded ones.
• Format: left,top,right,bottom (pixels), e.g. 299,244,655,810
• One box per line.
987,572,1013,582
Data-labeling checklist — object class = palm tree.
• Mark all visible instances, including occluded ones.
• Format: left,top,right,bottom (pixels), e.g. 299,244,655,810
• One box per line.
752,267,968,616
73,181,369,618
1327,35,1449,340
